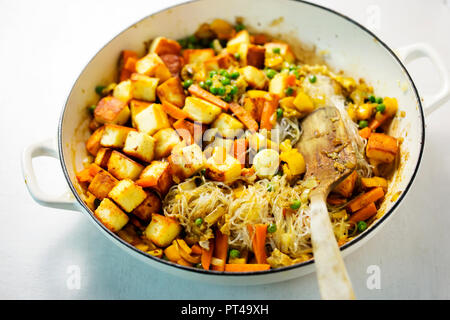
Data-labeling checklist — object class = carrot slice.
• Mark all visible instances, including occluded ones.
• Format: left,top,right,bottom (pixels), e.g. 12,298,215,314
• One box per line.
201,239,215,271
369,113,389,130
349,202,377,223
229,102,259,132
124,56,138,72
346,187,385,213
247,224,268,264
225,264,270,272
188,84,229,111
76,168,93,183
233,138,248,168
191,244,202,255
286,74,296,87
211,230,228,271
161,100,189,120
359,127,372,139
260,99,277,131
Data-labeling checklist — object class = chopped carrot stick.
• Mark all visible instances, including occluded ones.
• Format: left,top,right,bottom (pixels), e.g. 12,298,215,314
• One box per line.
260,99,277,130
369,113,389,130
346,187,385,213
191,244,202,255
247,224,268,264
161,100,189,120
233,138,248,168
188,84,229,111
211,230,228,271
286,74,296,87
327,195,347,206
119,69,132,82
224,264,270,272
119,50,138,81
229,102,259,132
201,240,214,270
124,56,138,72
173,119,194,144
359,127,372,139
349,202,377,223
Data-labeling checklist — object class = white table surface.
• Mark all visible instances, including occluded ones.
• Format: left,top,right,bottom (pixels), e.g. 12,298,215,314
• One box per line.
1,0,449,300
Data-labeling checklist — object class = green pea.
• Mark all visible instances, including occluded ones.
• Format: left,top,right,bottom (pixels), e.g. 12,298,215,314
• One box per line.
272,47,281,54
230,71,240,79
195,263,203,269
205,79,213,87
358,120,369,129
223,95,232,102
209,70,217,78
290,200,301,210
368,95,376,103
199,81,207,89
178,38,187,48
234,53,241,61
187,43,195,49
221,77,231,86
276,108,283,119
376,104,386,113
292,70,300,79
195,218,203,226
210,86,219,95
95,85,106,95
187,35,197,44
229,249,240,258
235,23,245,32
88,104,97,114
230,85,238,95
217,87,226,96
182,79,193,89
266,69,277,79
376,97,383,104
219,69,227,76
268,223,277,233
309,75,317,83
284,87,294,96
357,221,367,232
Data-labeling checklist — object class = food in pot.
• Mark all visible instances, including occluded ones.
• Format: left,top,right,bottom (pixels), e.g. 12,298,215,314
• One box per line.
76,19,400,272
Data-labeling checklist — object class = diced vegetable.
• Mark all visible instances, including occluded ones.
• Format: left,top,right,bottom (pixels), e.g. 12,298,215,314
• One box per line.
211,229,228,271
360,176,388,192
201,239,215,270
366,133,399,163
349,202,377,223
130,73,159,102
346,187,384,213
188,84,229,111
156,77,186,108
135,53,172,82
333,170,358,198
224,264,270,272
229,102,259,132
247,224,268,264
211,113,244,138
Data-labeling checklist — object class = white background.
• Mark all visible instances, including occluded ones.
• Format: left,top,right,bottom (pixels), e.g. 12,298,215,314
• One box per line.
1,0,449,299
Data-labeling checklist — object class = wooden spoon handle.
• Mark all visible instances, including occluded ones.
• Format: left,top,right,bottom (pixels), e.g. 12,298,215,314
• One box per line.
310,193,355,300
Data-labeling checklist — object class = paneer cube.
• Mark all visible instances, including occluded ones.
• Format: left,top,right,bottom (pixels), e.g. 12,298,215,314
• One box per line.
182,48,215,65
205,147,242,184
366,133,399,163
94,147,113,168
156,77,186,107
227,30,251,48
108,179,147,213
269,73,288,98
129,99,150,128
182,97,222,124
144,213,182,247
264,42,296,69
94,198,129,232
240,66,267,89
149,36,182,55
94,96,130,125
153,128,181,159
137,161,173,195
88,170,118,200
132,191,162,223
86,126,105,156
211,113,244,138
130,73,159,102
135,53,172,83
123,131,156,163
100,124,136,149
134,103,170,135
107,150,144,180
113,80,133,103
169,143,205,180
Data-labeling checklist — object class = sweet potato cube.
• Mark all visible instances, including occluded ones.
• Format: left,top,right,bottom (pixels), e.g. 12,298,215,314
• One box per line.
132,191,162,222
149,37,182,56
153,128,181,159
333,170,358,198
107,150,144,181
94,147,113,168
88,170,118,200
156,77,186,107
135,53,172,82
108,179,147,213
94,198,129,232
144,213,182,247
100,124,136,149
134,103,170,135
86,126,105,156
136,161,173,195
130,73,159,102
123,131,156,163
94,96,130,125
366,133,399,163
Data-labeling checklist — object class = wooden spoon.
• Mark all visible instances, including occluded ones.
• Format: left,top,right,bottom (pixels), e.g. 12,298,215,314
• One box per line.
296,106,357,300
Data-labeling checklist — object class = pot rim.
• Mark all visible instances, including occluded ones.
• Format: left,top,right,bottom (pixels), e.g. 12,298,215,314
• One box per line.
57,0,425,276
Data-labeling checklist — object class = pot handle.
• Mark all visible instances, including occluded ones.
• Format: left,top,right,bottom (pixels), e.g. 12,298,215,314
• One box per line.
22,138,79,211
396,43,450,117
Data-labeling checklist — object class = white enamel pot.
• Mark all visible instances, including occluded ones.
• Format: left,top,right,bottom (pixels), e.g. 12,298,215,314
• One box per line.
22,0,449,285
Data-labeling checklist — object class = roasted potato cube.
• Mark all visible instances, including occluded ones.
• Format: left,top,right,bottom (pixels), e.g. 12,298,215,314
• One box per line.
153,128,181,159
182,48,215,65
211,113,244,138
130,73,159,102
135,53,172,83
156,77,186,107
94,147,113,168
100,124,136,149
108,179,147,213
86,126,105,156
206,147,242,184
149,36,182,56
129,99,150,128
240,66,267,89
144,213,182,247
122,131,156,163
246,45,266,69
134,103,170,136
94,198,129,232
182,97,222,124
132,191,162,222
264,42,295,69
333,170,358,198
88,170,118,200
107,150,144,180
169,143,205,180
94,96,130,125
137,161,173,195
366,133,399,163
113,80,133,103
